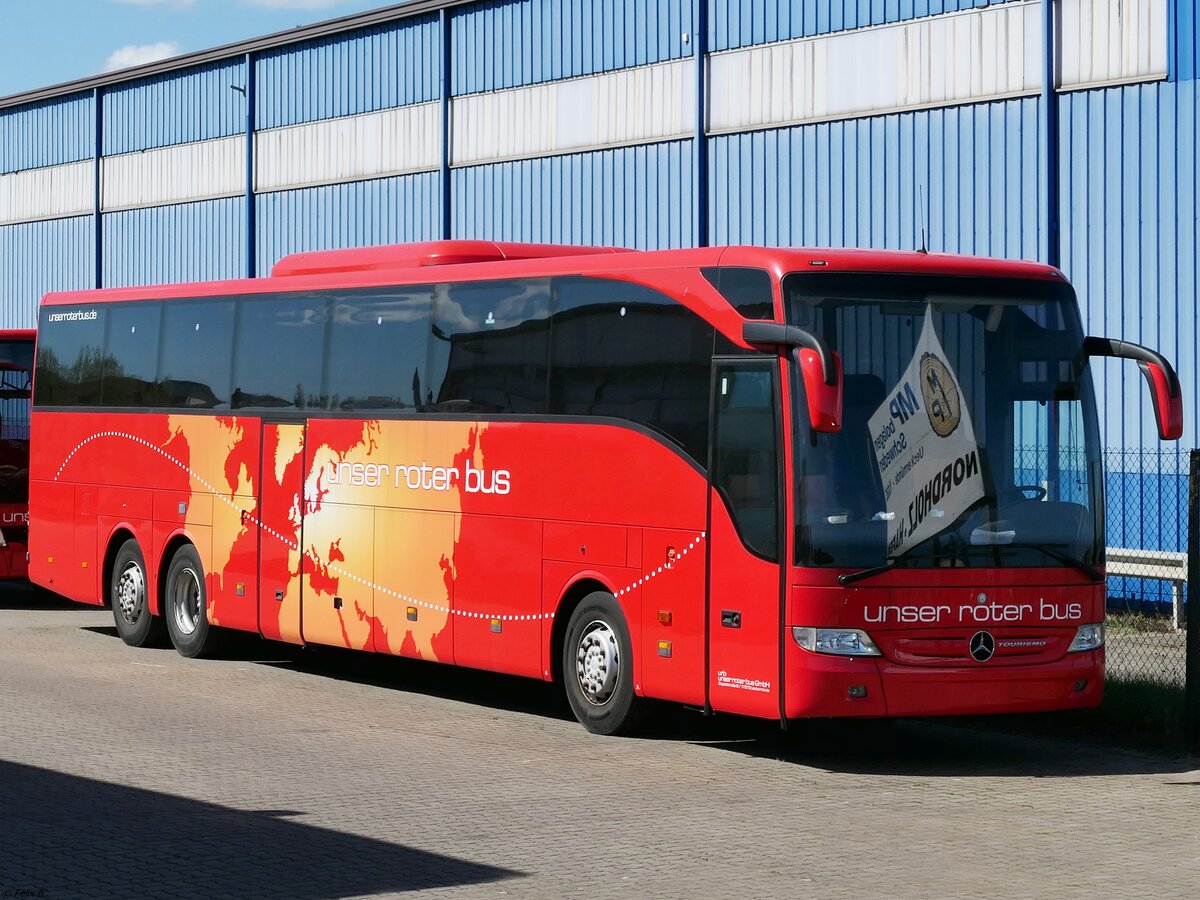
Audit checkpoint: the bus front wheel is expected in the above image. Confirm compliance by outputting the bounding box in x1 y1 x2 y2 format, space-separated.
111 539 166 648
164 545 220 659
562 591 645 736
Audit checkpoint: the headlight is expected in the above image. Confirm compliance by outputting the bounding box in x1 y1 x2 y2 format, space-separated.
792 626 881 656
1068 623 1105 652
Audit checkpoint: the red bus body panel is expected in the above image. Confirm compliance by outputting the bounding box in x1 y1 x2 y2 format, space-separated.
29 245 1109 721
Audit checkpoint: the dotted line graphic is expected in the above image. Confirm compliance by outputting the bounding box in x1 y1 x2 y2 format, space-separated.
55 431 301 552
615 535 704 598
56 431 706 622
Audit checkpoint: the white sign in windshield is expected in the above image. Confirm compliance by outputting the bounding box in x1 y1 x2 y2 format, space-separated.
867 308 985 557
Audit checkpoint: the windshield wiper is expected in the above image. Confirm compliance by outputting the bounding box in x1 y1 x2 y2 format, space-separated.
838 542 1104 586
837 549 949 586
838 561 898 586
1001 543 1102 582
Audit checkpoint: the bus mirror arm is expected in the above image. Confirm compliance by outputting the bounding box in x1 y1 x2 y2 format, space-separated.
1081 336 1184 441
741 322 843 433
742 322 836 385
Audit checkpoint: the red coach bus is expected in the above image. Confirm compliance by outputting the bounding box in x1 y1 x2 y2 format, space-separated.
28 242 1182 734
0 329 34 580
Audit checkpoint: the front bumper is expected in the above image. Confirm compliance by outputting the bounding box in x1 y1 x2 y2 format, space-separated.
783 643 1104 718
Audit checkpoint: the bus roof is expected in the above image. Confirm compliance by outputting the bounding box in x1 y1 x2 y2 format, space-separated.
39 242 1065 309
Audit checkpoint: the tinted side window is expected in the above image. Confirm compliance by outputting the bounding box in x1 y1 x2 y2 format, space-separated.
713 364 778 560
160 300 235 409
549 277 713 463
0 339 32 442
35 305 108 407
327 286 433 411
232 294 328 410
103 302 162 408
427 279 551 413
702 267 775 320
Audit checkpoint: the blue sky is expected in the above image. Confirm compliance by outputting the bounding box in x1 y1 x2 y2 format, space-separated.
1 0 396 99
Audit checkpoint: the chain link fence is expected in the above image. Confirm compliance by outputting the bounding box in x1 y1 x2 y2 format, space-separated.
1098 447 1198 752
1103 448 1189 688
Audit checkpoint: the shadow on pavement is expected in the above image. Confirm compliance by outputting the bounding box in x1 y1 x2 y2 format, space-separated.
0 582 84 611
0 759 520 898
240 647 1200 778
77 621 1198 779
690 717 1200 778
263 641 579 724
82 623 578 721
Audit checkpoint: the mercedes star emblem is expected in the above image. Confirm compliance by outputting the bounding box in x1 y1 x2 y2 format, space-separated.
969 631 996 662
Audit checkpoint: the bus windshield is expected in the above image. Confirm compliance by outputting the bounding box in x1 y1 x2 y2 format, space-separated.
785 272 1103 572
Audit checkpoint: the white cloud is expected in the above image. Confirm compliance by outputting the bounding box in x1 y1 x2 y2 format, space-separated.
104 41 183 73
242 0 344 9
112 0 197 8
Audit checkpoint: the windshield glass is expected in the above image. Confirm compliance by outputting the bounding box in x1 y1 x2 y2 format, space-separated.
786 273 1102 571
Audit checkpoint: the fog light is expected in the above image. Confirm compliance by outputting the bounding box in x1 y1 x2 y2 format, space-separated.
847 685 868 699
1072 679 1088 692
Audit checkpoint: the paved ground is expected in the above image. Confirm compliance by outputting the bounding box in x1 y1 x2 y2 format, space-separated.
2 583 1199 900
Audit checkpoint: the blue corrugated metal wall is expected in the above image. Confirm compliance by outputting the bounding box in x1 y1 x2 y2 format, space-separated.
0 217 94 326
0 94 93 173
255 15 441 130
452 0 693 94
255 173 441 274
102 199 246 287
452 141 694 247
1175 0 1198 80
102 60 248 155
707 0 1022 51
708 98 1044 258
1060 80 1198 453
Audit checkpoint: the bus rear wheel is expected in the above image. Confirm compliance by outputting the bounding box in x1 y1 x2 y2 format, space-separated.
562 591 645 736
164 545 220 658
111 539 165 647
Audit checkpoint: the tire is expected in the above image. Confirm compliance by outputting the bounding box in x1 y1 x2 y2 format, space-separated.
110 538 166 647
562 591 645 736
163 544 220 658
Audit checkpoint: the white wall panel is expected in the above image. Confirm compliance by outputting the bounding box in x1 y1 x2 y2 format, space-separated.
1059 0 1167 90
708 3 1041 134
102 136 243 211
452 59 694 167
255 101 440 193
0 161 92 225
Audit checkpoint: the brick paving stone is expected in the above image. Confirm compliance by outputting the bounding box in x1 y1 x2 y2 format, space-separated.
1 583 1198 899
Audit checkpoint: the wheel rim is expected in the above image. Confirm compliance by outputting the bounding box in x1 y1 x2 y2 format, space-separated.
575 619 619 707
171 565 203 637
116 560 145 625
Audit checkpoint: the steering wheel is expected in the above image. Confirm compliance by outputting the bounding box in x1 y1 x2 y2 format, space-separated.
1009 484 1047 501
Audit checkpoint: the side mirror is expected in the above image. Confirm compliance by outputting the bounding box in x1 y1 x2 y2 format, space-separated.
797 348 843 433
1082 337 1184 441
742 321 843 433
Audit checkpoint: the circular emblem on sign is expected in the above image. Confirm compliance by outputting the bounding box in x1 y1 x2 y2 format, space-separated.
969 631 996 663
919 352 961 438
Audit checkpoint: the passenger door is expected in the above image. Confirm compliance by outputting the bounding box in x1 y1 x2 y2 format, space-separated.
257 420 305 645
706 361 784 719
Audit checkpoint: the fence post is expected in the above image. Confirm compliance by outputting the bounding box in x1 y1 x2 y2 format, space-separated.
1185 450 1200 755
